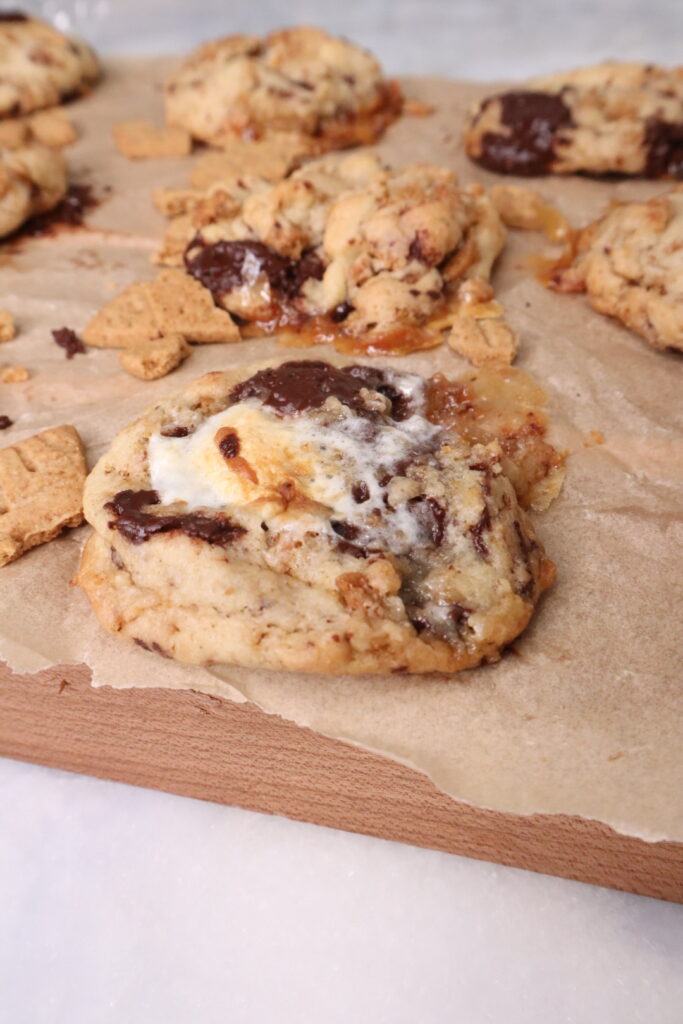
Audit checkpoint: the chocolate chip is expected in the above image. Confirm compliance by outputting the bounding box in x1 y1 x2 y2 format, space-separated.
644 118 683 178
331 301 354 322
105 488 246 547
408 495 447 547
160 424 193 438
0 415 13 430
477 91 572 175
352 481 370 503
470 505 491 558
52 327 85 359
217 429 240 459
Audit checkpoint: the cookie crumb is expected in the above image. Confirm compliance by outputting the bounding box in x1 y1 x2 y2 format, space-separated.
0 424 86 567
28 109 77 148
119 334 191 380
52 327 85 358
1 364 29 383
0 311 16 343
0 119 29 148
403 98 433 116
113 120 192 159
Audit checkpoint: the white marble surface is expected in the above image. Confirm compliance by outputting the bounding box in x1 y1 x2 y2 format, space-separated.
3 2 683 1021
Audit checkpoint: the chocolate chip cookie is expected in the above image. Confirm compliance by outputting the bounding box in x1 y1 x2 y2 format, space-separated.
78 358 561 675
164 26 402 151
464 61 683 178
0 11 99 118
548 188 683 352
156 152 515 362
0 141 67 237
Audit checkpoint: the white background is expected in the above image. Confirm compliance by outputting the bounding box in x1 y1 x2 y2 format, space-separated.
3 2 683 1021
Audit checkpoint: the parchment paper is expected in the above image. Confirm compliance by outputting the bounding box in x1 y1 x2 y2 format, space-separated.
1 59 681 842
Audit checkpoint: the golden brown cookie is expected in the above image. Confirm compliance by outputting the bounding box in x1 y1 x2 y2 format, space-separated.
164 26 402 151
464 61 683 178
157 152 515 362
0 12 99 119
548 188 683 352
78 358 562 675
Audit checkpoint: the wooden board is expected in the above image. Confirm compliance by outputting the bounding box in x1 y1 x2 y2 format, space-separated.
1 660 682 904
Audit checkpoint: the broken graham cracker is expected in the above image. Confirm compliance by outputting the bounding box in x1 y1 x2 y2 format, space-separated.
188 133 311 189
119 334 190 380
0 424 86 567
113 120 192 159
0 365 29 383
447 315 518 366
83 269 240 348
0 311 16 343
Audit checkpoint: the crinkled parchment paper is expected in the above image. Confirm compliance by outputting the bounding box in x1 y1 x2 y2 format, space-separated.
1 59 682 841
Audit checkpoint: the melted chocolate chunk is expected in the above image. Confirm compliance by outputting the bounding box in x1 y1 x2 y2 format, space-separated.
470 505 491 558
644 118 683 178
0 11 28 21
409 495 447 547
478 91 572 175
346 365 417 421
23 184 99 237
352 481 370 503
52 326 85 359
331 301 354 322
110 547 125 570
230 360 372 417
160 424 193 438
331 520 360 541
218 429 240 459
105 489 246 547
0 415 13 430
184 239 324 303
450 602 471 628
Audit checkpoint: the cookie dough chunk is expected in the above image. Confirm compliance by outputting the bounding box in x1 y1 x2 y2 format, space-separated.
549 189 683 352
0 142 67 237
0 12 99 119
83 269 239 348
165 26 402 150
78 359 559 675
165 152 511 360
464 61 683 178
0 424 86 567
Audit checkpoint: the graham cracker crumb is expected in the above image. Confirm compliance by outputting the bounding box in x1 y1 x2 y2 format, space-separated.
0 311 16 343
113 120 192 159
1 365 29 383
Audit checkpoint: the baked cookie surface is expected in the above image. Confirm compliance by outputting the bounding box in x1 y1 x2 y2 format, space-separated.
157 152 514 362
0 11 99 118
0 141 67 237
549 188 683 352
464 61 683 178
78 358 561 676
164 26 402 150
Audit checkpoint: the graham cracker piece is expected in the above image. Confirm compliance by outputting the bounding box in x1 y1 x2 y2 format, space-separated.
0 424 86 567
1 365 29 382
188 133 309 188
119 334 191 380
0 311 16 343
83 269 239 348
447 315 518 366
28 109 77 149
113 120 192 159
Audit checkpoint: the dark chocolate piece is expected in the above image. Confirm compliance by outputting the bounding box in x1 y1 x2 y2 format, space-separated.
23 184 98 237
0 415 13 430
0 11 28 21
217 429 240 459
644 118 683 179
470 505 491 558
408 495 447 547
184 239 324 303
105 488 246 547
52 326 85 359
477 91 572 175
230 360 376 417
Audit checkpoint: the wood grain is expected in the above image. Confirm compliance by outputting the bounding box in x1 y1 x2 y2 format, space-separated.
1 661 682 903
